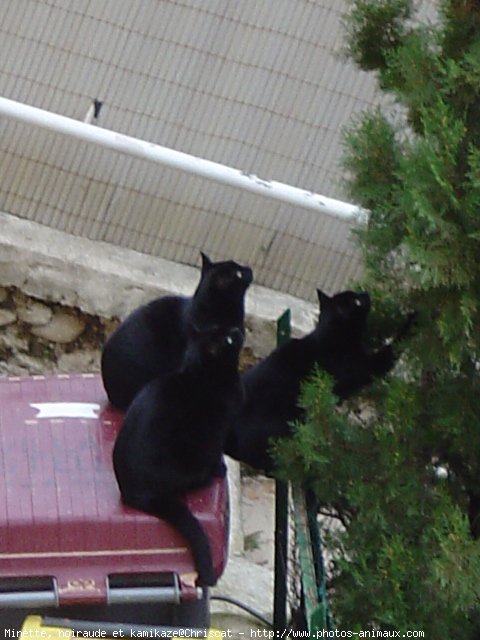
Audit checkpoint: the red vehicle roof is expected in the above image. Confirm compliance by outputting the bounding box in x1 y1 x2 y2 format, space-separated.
0 374 228 605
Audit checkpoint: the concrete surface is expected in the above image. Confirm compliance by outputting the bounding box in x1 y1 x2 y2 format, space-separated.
211 473 276 634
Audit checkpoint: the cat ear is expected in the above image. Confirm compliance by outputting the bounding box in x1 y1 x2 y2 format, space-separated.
200 251 212 272
317 289 330 310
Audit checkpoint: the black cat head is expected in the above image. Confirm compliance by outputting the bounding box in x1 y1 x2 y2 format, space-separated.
191 253 253 333
185 324 244 371
317 289 371 338
199 252 253 296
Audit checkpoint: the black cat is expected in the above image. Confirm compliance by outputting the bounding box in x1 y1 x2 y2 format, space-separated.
101 252 252 410
113 324 244 587
225 289 414 473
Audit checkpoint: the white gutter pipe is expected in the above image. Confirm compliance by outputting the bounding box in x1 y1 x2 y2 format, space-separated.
0 96 367 223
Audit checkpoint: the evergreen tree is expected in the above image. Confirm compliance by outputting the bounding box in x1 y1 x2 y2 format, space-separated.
276 0 480 634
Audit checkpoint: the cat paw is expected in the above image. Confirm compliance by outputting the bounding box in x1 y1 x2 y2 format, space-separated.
396 310 418 341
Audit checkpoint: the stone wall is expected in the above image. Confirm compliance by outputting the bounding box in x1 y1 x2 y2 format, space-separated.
0 286 117 377
0 211 317 374
0 286 261 378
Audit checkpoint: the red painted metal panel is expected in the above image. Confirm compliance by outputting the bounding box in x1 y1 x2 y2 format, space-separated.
0 374 228 605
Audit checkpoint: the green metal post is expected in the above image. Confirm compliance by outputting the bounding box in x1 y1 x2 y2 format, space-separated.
273 309 291 633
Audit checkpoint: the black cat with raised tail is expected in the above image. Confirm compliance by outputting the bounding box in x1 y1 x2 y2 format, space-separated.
113 324 244 586
102 252 252 410
225 289 415 473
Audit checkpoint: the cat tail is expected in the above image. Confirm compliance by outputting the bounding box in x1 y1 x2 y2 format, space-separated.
160 497 216 587
130 493 216 587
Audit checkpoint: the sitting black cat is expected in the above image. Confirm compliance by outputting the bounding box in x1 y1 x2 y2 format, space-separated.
102 252 252 410
225 289 414 473
113 324 244 587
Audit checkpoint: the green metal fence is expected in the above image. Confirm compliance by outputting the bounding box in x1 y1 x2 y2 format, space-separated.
273 311 334 634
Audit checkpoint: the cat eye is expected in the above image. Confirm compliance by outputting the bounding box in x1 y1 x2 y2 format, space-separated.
354 298 362 307
236 270 243 279
226 336 234 345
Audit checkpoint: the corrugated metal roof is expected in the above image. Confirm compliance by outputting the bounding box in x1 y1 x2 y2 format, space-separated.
0 0 433 302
